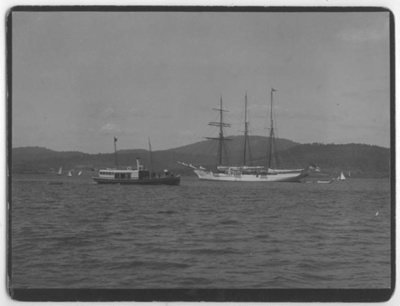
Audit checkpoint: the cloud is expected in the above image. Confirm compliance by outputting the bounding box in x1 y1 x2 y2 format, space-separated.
100 123 122 134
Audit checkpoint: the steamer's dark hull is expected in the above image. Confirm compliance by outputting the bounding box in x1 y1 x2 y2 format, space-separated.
92 176 180 185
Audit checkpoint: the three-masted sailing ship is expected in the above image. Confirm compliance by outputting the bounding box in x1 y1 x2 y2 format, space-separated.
182 88 317 182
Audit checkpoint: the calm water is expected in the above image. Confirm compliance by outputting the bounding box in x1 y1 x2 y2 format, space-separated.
10 173 392 289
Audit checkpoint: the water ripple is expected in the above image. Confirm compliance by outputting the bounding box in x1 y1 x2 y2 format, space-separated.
10 175 391 289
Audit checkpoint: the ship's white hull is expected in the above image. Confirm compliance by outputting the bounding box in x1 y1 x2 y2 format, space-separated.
194 169 308 182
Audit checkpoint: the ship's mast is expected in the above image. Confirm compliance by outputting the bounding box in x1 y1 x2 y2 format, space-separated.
268 88 277 169
113 136 118 167
148 137 154 173
243 92 249 166
206 96 231 166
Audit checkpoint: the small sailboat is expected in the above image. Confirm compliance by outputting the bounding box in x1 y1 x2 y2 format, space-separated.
67 170 72 177
337 172 346 181
78 171 82 176
317 180 333 184
57 167 62 176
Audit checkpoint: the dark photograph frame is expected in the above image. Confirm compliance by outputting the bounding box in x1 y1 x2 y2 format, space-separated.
7 5 395 303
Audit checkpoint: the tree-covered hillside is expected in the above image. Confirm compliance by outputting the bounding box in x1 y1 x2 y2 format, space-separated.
11 138 391 178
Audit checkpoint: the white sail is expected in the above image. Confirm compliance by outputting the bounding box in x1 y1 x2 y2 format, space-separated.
338 172 346 180
57 167 62 176
78 171 82 176
67 171 72 177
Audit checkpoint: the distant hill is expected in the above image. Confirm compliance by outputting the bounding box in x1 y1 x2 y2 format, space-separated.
11 137 390 178
12 146 87 161
11 147 91 174
248 142 390 178
287 143 390 177
164 136 299 169
168 135 298 155
13 146 59 160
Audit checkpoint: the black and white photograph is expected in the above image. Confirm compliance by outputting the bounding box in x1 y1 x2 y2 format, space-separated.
7 4 395 303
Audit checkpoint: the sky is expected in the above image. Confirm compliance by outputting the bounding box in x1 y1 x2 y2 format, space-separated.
11 9 391 153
